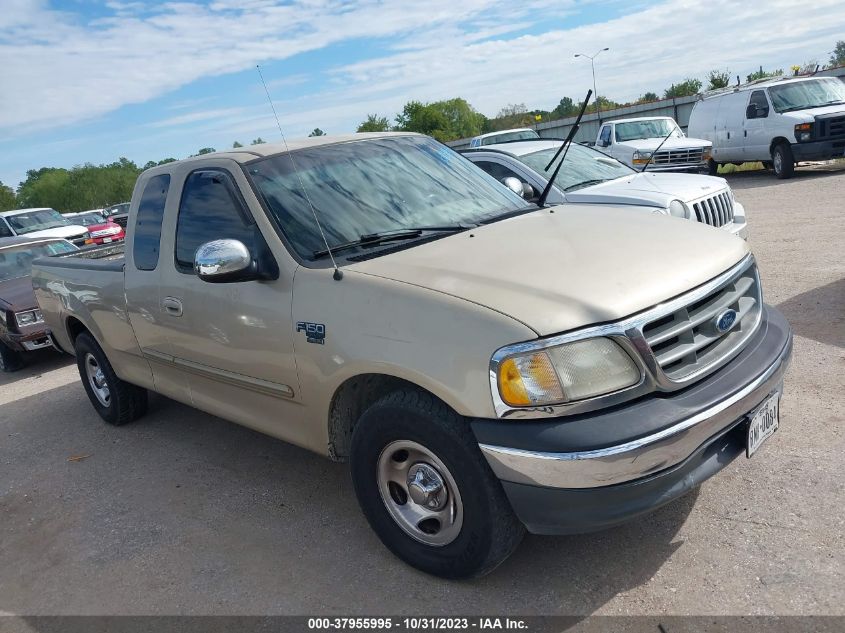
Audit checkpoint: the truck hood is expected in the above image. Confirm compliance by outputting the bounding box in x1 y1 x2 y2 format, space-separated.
348 205 748 337
566 172 729 207
617 137 711 151
781 104 845 121
22 225 87 240
0 276 37 312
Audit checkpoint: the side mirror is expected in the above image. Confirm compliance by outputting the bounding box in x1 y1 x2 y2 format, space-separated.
194 239 257 283
521 182 536 200
745 104 757 119
502 176 527 198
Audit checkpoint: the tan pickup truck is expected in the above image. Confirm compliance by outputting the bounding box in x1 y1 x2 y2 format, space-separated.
32 132 793 578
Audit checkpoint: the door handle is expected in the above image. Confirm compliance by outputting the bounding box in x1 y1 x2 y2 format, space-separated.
744 130 747 137
162 297 183 317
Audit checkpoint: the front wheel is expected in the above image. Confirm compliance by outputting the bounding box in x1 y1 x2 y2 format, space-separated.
0 341 24 372
350 389 524 579
772 143 795 179
75 332 147 425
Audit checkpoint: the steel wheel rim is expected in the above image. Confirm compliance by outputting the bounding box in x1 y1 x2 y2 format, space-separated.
376 440 463 547
773 151 782 174
84 353 110 407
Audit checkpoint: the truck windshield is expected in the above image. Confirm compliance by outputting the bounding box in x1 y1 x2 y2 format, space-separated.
768 78 845 113
246 136 528 260
518 143 635 191
0 241 77 281
614 120 682 142
6 209 70 234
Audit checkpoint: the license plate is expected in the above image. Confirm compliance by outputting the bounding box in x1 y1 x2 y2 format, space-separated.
103 237 112 243
747 393 779 458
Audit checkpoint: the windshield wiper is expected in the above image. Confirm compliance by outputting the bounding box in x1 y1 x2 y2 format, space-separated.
312 225 475 259
564 179 607 192
537 89 592 207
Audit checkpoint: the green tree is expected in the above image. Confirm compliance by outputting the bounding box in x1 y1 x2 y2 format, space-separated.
637 92 659 103
707 69 731 90
357 114 391 132
551 97 578 118
232 141 243 148
395 98 484 142
746 66 782 82
308 128 326 137
251 137 266 145
829 40 845 67
0 181 15 211
196 147 216 155
663 78 703 98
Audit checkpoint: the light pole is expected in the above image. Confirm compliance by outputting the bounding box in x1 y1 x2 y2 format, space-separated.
574 47 609 123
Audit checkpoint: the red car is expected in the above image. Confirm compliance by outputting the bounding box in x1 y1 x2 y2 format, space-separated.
65 210 125 244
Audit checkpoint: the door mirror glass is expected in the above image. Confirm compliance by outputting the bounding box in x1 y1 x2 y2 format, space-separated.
194 239 256 283
745 104 757 119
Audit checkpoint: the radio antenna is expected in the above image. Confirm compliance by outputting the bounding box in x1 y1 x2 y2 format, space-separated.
256 64 342 280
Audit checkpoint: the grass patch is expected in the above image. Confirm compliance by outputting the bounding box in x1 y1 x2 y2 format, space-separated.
718 162 765 174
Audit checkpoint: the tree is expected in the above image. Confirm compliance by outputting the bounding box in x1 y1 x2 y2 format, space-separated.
196 147 216 155
357 114 391 132
746 66 782 82
637 92 659 103
829 40 845 67
707 69 731 90
0 181 15 211
232 141 243 148
394 98 485 142
251 138 266 145
308 128 326 137
551 97 578 118
663 78 703 98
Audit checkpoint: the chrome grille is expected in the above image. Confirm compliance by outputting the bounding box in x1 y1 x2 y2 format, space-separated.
641 259 761 382
692 191 735 227
652 147 705 165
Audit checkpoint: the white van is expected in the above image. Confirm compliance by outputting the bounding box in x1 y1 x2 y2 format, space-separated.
688 76 845 179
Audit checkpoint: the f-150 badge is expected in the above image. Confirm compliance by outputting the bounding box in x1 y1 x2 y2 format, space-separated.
296 321 326 344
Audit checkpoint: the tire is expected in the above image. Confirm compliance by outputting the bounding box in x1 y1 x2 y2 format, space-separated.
0 340 24 372
350 389 524 579
706 159 719 176
772 143 795 179
74 332 147 425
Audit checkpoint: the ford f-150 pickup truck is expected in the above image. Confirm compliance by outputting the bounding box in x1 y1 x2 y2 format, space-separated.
32 132 792 579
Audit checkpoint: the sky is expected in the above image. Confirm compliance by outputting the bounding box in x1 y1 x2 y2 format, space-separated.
1 0 844 189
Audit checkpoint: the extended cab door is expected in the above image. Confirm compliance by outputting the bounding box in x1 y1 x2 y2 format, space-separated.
155 161 304 443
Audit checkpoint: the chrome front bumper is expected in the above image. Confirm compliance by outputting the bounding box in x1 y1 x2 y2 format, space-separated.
479 306 792 490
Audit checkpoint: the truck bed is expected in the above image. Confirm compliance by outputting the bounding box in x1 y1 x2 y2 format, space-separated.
37 242 125 272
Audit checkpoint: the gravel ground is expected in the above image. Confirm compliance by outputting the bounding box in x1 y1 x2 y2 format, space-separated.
0 164 843 617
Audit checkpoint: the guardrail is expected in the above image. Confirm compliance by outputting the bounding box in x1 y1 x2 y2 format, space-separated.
447 66 845 150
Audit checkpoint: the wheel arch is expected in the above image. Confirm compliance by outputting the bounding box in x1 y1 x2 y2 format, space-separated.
327 373 460 462
769 136 791 155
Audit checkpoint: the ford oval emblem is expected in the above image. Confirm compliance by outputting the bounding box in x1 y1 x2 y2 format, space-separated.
715 309 738 333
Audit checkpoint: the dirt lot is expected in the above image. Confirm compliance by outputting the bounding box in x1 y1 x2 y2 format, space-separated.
0 164 843 617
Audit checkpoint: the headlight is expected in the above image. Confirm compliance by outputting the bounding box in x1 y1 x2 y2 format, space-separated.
15 309 43 327
794 123 812 142
702 147 712 161
496 337 641 407
668 199 689 218
631 150 653 165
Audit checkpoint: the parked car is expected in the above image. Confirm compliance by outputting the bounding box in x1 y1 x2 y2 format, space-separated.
469 128 539 148
0 237 79 371
688 76 845 179
596 116 712 172
103 202 130 228
462 139 747 238
33 133 792 578
0 208 91 247
65 210 126 244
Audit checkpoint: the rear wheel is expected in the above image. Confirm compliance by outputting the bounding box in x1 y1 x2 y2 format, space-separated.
0 341 24 372
707 159 719 176
350 389 524 578
75 332 147 425
772 143 795 179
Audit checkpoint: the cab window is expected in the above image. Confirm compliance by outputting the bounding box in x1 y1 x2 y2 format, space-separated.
747 91 769 118
174 170 260 273
133 175 170 271
0 219 11 238
473 160 524 184
599 126 612 146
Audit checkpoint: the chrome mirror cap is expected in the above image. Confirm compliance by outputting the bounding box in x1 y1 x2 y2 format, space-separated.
194 239 255 282
502 176 527 198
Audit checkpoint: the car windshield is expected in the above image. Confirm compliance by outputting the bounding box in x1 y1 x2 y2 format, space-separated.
5 209 70 234
518 143 636 191
0 241 77 281
105 203 129 216
768 78 845 112
246 136 528 261
481 130 539 145
614 119 681 142
74 213 107 226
